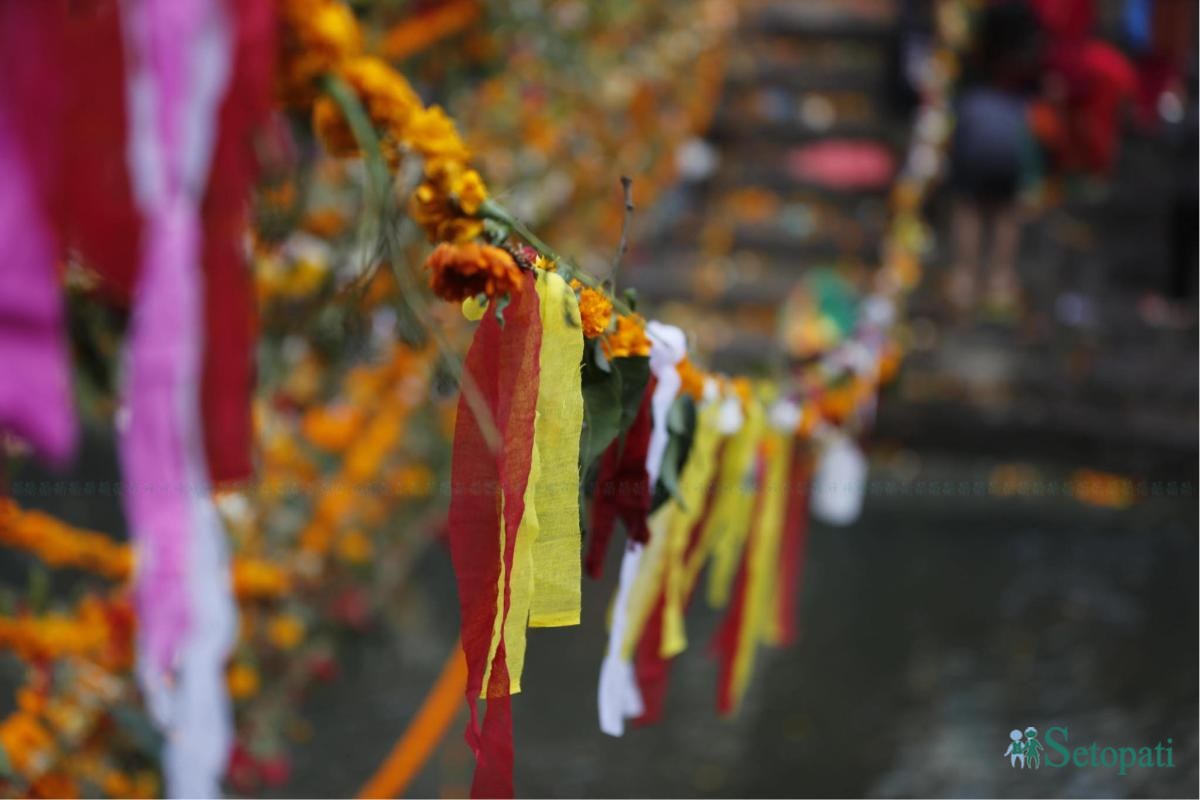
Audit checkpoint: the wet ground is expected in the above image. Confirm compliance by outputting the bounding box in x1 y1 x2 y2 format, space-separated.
283 450 1197 798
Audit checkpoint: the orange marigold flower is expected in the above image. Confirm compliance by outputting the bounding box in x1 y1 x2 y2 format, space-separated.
336 530 373 564
677 357 706 399
570 280 612 339
301 405 364 452
227 662 261 700
424 243 524 303
602 314 651 359
267 614 305 651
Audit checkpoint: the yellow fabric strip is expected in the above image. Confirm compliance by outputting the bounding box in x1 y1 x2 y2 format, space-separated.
704 401 765 608
499 445 539 695
528 272 585 628
729 429 792 710
659 400 723 658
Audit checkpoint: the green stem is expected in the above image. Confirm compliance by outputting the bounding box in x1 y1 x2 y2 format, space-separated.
321 75 502 454
478 199 640 319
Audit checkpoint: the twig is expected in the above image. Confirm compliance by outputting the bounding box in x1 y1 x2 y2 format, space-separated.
610 176 635 285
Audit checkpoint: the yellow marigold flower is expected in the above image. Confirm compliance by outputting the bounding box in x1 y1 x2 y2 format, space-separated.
602 314 651 358
104 771 134 799
453 168 488 215
424 243 525 303
677 357 706 399
410 181 484 243
131 770 159 800
408 158 489 240
302 206 345 237
403 105 470 162
0 711 54 775
336 530 373 564
391 463 434 497
228 662 261 700
533 255 557 272
267 614 306 651
571 280 613 339
278 0 364 108
341 56 421 131
312 94 358 157
299 522 335 556
301 405 364 452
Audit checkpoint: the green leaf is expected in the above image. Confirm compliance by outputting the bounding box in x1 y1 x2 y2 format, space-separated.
0 735 13 777
110 704 165 757
652 395 696 512
611 356 650 438
579 348 622 472
493 293 511 328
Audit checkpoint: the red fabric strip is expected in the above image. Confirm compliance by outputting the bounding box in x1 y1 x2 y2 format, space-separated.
633 441 725 725
200 0 275 484
713 552 748 717
447 273 540 799
776 443 812 646
585 376 656 578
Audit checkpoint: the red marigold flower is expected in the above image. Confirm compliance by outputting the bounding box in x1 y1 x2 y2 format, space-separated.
424 243 525 303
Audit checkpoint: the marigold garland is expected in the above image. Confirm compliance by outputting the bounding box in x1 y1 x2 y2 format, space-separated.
0 500 290 600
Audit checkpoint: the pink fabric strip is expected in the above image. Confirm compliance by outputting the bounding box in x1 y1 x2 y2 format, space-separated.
119 1 235 796
0 101 76 465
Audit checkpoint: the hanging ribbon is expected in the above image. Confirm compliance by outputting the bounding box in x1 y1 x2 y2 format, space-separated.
597 321 686 736
634 406 727 725
705 399 766 609
118 1 237 795
0 102 76 465
200 0 274 484
447 272 541 799
716 425 793 715
586 377 656 576
500 270 584 694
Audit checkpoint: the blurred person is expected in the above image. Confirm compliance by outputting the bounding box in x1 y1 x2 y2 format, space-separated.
946 0 1041 314
1030 0 1136 178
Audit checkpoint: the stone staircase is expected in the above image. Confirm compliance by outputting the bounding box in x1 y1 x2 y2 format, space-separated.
629 0 1198 478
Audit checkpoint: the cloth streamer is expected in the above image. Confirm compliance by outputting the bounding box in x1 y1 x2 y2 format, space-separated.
0 102 76 465
447 273 541 798
117 0 238 796
497 271 584 695
586 376 656 575
597 322 686 736
200 0 274 484
717 428 793 713
705 399 766 609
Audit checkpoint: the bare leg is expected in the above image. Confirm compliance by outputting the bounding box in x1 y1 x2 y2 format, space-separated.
987 202 1021 308
949 197 982 311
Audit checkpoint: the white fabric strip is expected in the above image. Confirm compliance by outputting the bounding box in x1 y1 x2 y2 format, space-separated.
597 321 688 736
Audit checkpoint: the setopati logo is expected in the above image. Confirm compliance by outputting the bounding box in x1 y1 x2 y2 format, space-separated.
1004 726 1175 775
1004 727 1045 768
